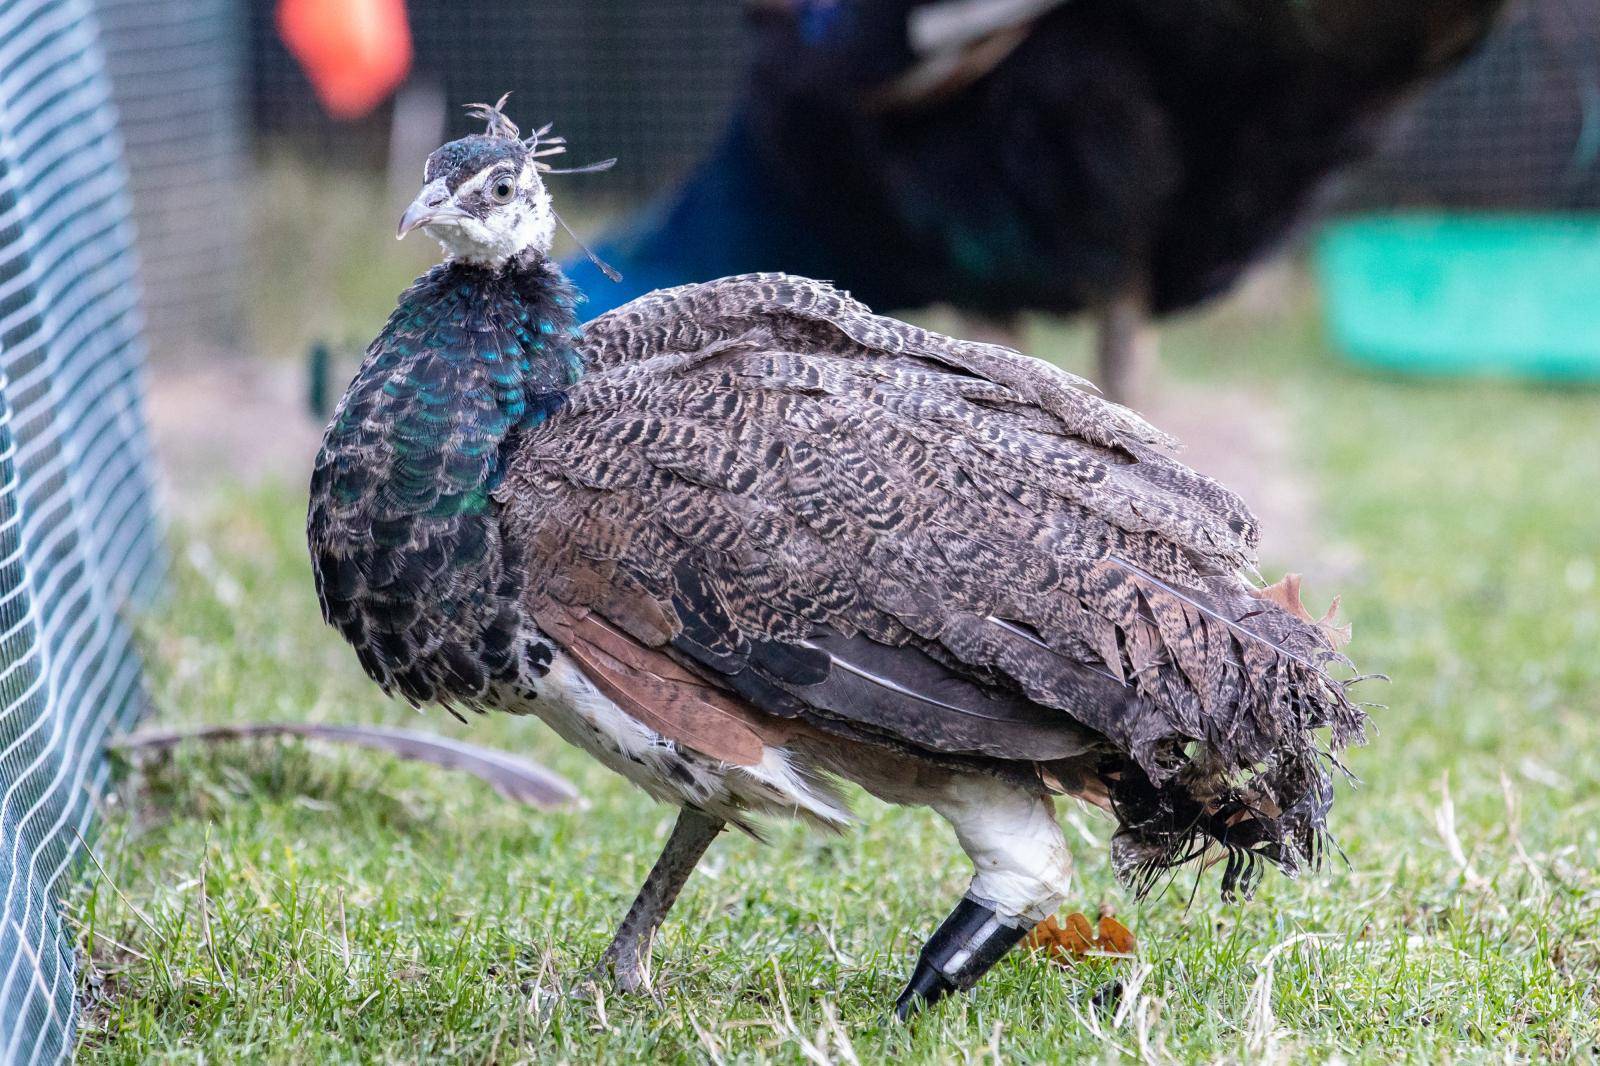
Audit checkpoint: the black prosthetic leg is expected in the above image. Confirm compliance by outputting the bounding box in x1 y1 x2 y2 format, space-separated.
894 897 1032 1019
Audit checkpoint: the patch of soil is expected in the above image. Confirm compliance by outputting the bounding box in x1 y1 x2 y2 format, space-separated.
1141 378 1324 570
145 357 326 515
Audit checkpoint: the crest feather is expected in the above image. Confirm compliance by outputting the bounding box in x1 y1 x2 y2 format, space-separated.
465 92 520 140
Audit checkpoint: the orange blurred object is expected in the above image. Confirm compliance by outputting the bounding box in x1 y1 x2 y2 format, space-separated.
277 0 413 120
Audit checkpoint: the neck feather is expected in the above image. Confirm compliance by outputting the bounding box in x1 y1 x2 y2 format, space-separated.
309 254 581 705
316 254 584 526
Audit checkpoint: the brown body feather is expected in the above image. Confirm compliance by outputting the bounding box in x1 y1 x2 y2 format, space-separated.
535 605 792 766
491 272 1361 894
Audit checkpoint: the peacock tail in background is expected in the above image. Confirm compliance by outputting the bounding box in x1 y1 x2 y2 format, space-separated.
568 0 1509 327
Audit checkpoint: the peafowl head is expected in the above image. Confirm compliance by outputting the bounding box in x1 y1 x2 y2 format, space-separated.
398 94 615 269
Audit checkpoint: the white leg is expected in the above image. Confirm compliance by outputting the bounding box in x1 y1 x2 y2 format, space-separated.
895 776 1075 1018
931 775 1074 924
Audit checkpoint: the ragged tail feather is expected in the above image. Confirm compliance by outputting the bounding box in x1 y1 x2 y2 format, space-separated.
1105 684 1352 901
1095 571 1369 900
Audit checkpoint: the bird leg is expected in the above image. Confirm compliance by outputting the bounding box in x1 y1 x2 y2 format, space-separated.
896 779 1074 1018
1097 285 1158 407
592 805 724 994
895 894 1034 1018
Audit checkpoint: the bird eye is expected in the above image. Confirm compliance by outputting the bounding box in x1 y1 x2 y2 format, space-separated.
489 177 516 204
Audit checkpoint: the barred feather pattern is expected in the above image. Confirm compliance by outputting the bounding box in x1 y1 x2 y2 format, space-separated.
500 273 1365 896
314 263 1364 898
308 253 583 707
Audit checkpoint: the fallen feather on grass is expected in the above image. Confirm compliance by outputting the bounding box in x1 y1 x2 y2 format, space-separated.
114 723 583 809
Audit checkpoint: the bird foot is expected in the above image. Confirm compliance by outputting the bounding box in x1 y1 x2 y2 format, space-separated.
577 942 657 1001
1022 909 1137 966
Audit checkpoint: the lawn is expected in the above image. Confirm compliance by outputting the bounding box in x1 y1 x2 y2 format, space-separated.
74 256 1600 1061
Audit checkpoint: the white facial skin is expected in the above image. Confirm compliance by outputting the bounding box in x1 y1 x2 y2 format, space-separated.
403 155 555 268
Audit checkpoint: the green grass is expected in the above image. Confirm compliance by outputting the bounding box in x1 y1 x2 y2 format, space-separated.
75 285 1600 1063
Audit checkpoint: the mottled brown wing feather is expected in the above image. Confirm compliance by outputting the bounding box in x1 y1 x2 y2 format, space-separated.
500 274 1358 786
581 272 1179 449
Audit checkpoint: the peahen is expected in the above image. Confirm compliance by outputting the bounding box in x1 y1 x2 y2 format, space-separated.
309 99 1363 1016
566 0 1509 401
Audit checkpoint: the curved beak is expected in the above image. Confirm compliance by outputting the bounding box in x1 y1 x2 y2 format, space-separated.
397 179 463 240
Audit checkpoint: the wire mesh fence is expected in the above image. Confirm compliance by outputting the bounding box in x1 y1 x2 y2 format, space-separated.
250 0 748 199
95 0 246 353
1347 0 1600 211
0 0 163 1062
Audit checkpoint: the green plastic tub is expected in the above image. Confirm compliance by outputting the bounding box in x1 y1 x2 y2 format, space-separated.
1316 213 1600 380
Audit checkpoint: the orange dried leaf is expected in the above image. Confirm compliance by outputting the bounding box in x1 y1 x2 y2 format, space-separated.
1095 914 1137 955
1251 573 1351 649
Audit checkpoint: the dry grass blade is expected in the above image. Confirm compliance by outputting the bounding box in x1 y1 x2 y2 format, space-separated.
1246 932 1330 1059
114 723 582 809
1436 771 1486 890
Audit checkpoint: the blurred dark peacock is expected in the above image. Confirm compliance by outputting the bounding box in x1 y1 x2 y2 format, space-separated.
309 99 1363 1017
566 0 1509 401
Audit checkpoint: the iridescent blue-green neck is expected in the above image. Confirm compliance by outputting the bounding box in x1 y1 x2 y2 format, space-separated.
307 252 583 705
325 252 583 517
